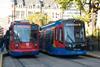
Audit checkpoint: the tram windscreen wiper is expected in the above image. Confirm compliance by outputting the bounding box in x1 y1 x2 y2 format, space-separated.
14 32 21 42
67 33 74 47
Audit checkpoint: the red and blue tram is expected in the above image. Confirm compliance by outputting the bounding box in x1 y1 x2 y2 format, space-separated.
39 19 87 56
4 20 39 56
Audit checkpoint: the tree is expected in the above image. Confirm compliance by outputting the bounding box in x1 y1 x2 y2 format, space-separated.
55 0 86 17
55 0 100 35
27 12 50 26
88 0 100 35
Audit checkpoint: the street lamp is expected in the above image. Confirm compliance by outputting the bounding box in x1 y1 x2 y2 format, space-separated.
39 0 44 13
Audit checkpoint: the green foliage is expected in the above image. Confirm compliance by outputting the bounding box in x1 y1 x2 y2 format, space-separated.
55 0 100 41
74 13 91 23
27 12 50 26
75 0 86 13
55 0 86 13
55 0 72 11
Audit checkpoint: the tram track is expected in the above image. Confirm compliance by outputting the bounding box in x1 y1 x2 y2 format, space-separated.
3 53 100 67
39 53 100 67
3 55 51 67
66 56 100 67
34 56 52 67
81 56 100 63
68 59 91 67
16 59 26 67
3 56 27 67
35 53 91 67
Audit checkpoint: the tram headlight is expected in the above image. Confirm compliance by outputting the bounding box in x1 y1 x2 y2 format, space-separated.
15 44 19 48
68 44 72 47
81 44 85 46
34 44 37 46
81 44 87 47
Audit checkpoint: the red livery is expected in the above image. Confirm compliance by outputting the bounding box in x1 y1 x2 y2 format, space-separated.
4 20 39 57
39 19 87 56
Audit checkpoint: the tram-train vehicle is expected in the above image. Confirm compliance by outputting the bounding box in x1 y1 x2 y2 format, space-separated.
4 20 39 56
39 19 87 56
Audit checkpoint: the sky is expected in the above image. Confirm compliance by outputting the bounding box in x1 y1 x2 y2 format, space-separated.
0 0 12 34
0 0 12 18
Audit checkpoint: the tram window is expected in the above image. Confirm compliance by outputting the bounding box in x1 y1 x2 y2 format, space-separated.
40 32 43 39
54 30 57 40
31 32 38 42
45 31 49 45
55 29 58 40
45 30 54 44
32 25 38 30
42 32 44 41
49 30 53 44
55 28 63 42
59 29 62 41
43 32 45 43
39 32 44 46
45 31 49 39
58 28 63 42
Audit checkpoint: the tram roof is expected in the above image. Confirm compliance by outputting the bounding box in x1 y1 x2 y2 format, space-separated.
14 20 29 23
11 20 30 25
41 19 84 30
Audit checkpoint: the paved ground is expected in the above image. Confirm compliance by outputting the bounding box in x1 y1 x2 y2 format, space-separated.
0 53 3 67
88 51 100 55
87 51 100 58
3 53 100 67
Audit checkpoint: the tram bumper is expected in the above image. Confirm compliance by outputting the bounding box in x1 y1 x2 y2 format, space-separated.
9 51 39 57
49 48 87 56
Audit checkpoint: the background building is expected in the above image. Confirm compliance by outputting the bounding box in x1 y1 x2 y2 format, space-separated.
0 0 99 33
10 0 80 22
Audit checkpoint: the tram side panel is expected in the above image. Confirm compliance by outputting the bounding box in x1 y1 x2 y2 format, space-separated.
4 21 40 57
39 19 87 56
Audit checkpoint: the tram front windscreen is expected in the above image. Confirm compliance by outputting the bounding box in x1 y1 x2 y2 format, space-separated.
14 25 31 42
64 22 85 47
